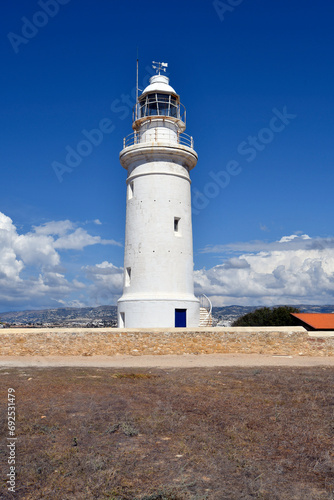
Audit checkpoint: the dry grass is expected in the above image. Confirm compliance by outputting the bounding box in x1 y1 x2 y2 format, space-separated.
0 366 333 499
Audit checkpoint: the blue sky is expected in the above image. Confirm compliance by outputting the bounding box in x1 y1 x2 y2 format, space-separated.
1 0 334 311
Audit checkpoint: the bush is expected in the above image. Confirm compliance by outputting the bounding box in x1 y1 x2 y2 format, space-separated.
232 306 300 327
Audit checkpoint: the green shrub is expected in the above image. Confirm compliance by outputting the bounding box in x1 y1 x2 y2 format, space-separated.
232 306 300 327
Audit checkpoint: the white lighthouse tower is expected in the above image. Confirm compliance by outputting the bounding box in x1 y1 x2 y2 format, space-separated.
117 62 200 328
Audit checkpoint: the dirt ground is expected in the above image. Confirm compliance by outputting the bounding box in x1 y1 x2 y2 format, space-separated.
1 328 333 499
0 366 333 500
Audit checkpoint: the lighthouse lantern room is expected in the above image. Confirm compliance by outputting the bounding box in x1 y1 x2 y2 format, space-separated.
117 62 200 328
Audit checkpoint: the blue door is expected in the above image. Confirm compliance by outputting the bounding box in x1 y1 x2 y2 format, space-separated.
175 309 187 327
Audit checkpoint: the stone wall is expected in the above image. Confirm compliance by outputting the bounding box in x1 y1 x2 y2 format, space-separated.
0 327 333 357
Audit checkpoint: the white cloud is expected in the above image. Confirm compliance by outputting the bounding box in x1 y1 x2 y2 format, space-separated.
32 220 121 251
279 234 311 243
54 228 120 250
15 234 60 267
33 220 75 236
0 213 25 280
201 234 334 255
83 261 123 304
0 212 123 311
195 235 334 306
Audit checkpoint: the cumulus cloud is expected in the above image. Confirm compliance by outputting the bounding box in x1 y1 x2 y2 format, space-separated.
54 228 121 250
279 234 310 243
33 220 75 236
15 234 60 267
195 234 334 306
32 220 121 250
223 258 250 270
0 213 27 281
0 212 123 311
83 261 124 305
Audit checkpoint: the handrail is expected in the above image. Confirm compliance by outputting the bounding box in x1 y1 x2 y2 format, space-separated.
123 131 194 149
199 294 212 326
177 132 194 148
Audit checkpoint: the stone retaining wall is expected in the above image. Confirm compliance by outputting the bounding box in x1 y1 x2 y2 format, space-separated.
0 327 334 357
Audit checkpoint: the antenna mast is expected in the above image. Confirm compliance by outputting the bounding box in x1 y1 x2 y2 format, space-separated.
135 49 139 121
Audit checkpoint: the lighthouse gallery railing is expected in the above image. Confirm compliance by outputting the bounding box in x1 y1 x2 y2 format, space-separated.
123 131 194 149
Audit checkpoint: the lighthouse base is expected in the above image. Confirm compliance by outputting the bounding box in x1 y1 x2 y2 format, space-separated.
117 297 200 328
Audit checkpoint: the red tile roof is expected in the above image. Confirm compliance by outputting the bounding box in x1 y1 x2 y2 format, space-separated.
291 313 334 330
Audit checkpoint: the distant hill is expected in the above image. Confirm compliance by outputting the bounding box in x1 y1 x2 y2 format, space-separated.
0 304 333 328
0 305 118 327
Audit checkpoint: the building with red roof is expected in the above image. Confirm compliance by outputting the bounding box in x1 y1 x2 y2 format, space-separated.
291 313 334 331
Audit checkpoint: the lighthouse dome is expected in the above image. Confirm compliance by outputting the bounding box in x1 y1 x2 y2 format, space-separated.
141 74 178 97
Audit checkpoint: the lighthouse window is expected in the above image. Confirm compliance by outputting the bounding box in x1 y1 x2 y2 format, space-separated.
139 93 180 119
139 102 146 118
157 93 169 116
147 94 158 116
128 181 134 200
174 217 180 233
170 96 178 118
125 267 131 287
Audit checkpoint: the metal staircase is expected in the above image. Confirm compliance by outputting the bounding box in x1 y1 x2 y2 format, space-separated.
199 294 213 327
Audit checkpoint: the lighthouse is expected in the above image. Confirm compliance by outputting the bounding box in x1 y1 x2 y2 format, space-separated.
117 62 200 328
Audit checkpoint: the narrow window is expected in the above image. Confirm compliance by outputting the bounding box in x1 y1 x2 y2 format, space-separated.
119 312 125 328
125 267 131 286
174 217 180 233
127 181 134 200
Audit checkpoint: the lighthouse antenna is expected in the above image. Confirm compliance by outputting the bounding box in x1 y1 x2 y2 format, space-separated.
135 50 139 121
